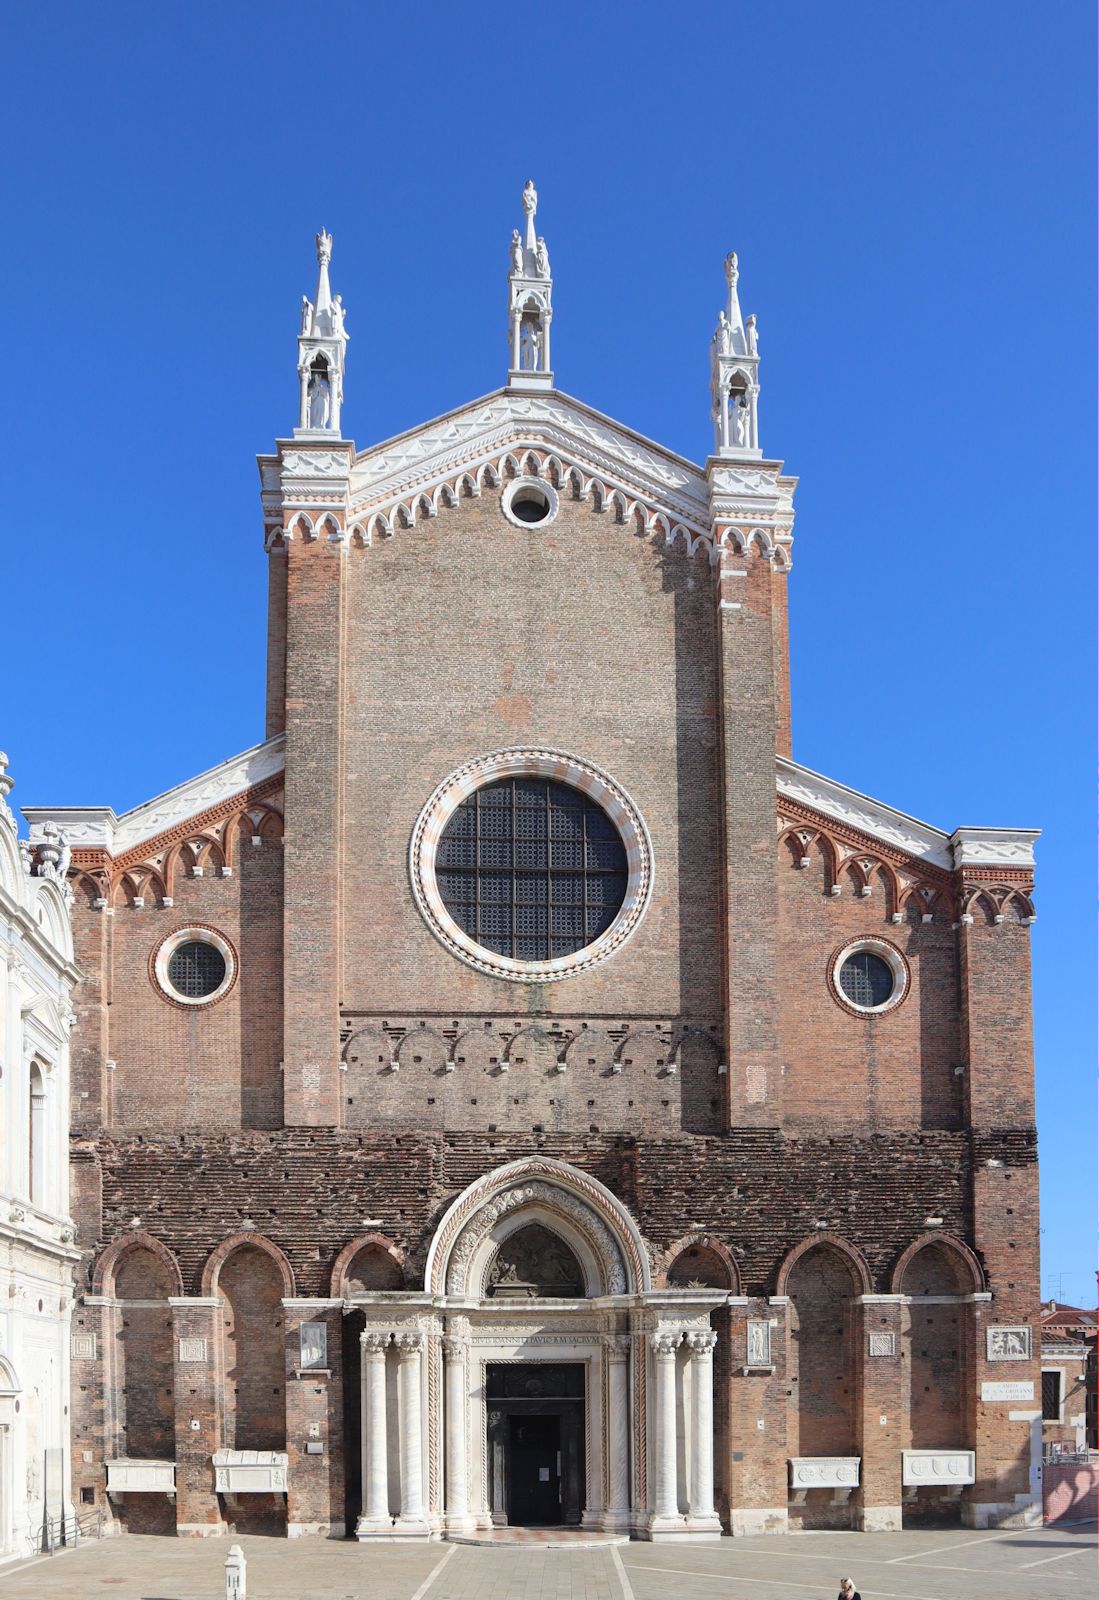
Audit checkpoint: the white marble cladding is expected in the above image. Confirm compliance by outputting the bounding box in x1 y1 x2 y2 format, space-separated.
707 461 798 534
213 1450 288 1494
25 735 285 854
950 828 1040 871
789 1457 860 1491
902 1450 975 1488
106 1459 177 1495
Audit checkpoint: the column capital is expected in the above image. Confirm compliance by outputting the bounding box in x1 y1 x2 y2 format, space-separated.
686 1329 717 1356
395 1329 424 1359
602 1334 631 1361
361 1329 391 1355
442 1335 465 1363
651 1330 682 1356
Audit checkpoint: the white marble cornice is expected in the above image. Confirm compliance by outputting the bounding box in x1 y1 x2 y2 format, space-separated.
777 757 953 870
950 827 1040 872
347 389 710 522
25 735 285 856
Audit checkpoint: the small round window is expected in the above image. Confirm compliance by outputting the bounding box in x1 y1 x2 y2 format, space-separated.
152 927 237 1008
830 939 908 1016
168 940 226 998
502 477 558 529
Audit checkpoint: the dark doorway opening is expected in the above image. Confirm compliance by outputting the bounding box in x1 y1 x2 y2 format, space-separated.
486 1362 585 1527
508 1414 561 1525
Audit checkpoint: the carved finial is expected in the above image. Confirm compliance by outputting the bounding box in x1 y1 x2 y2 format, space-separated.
506 182 553 391
521 180 538 251
295 229 349 436
0 751 12 806
710 250 761 458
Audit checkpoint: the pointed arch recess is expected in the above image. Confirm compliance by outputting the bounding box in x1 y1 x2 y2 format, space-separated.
890 1231 985 1295
200 1233 295 1299
774 1232 873 1297
425 1157 650 1298
93 1231 185 1298
331 1231 407 1296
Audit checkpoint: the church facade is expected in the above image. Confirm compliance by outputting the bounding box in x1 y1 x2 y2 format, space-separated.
28 186 1042 1542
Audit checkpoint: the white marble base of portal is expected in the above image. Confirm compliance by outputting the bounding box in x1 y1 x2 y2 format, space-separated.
646 1513 723 1542
856 1504 902 1533
729 1506 788 1537
356 1515 436 1542
965 1495 1041 1529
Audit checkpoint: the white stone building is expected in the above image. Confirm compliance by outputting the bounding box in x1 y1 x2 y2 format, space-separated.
0 753 80 1559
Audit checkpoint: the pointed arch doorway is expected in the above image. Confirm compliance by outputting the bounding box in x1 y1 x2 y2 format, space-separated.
348 1157 725 1541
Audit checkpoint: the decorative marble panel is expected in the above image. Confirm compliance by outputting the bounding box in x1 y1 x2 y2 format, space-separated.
746 1320 771 1366
868 1331 896 1357
986 1326 1031 1361
178 1337 207 1363
106 1459 176 1494
71 1332 97 1360
789 1456 860 1491
212 1450 289 1493
902 1449 975 1486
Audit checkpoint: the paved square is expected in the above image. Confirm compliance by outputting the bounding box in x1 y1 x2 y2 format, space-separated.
1 1525 1094 1600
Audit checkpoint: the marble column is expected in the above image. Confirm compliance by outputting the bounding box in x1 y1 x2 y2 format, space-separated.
443 1335 471 1533
604 1335 631 1530
356 1331 391 1537
687 1330 721 1534
395 1331 429 1533
650 1331 683 1532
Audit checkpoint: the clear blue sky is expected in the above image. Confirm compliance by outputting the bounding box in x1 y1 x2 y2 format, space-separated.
4 3 1094 1302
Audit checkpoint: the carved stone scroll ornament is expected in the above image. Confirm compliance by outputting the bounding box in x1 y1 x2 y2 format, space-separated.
446 1181 627 1296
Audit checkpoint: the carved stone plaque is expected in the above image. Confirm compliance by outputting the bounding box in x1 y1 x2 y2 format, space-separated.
982 1380 1034 1402
71 1332 97 1360
746 1320 771 1366
986 1326 1031 1361
300 1321 328 1370
178 1337 207 1363
868 1332 896 1357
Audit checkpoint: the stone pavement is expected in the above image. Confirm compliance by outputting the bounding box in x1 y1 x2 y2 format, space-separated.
1 1523 1095 1600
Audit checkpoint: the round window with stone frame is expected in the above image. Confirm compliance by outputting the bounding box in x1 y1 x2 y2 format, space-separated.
829 938 909 1017
410 748 653 983
501 476 559 529
152 926 238 1009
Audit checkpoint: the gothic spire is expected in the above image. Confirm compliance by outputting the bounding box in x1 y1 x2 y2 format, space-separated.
710 250 761 458
296 229 349 436
506 181 554 392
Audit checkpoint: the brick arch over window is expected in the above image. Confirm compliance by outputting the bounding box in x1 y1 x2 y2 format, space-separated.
200 1232 295 1298
890 1232 985 1295
93 1231 184 1298
331 1232 406 1295
775 1232 872 1297
663 1234 740 1292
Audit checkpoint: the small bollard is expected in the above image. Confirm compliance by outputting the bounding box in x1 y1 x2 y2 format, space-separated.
225 1542 246 1600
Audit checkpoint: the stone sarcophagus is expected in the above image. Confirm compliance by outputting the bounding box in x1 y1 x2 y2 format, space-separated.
902 1449 976 1497
788 1456 861 1504
105 1458 177 1494
213 1449 289 1494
